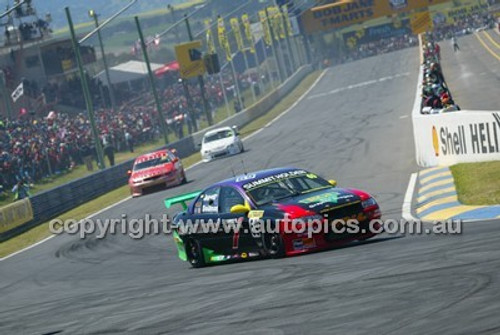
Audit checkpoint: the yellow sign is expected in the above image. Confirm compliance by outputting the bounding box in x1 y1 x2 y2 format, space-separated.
174 41 206 79
259 10 272 46
217 17 232 61
241 14 255 53
230 18 245 52
302 0 450 33
0 198 34 232
432 1 489 25
411 11 433 35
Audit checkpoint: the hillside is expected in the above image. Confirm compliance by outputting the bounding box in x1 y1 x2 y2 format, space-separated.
10 0 182 28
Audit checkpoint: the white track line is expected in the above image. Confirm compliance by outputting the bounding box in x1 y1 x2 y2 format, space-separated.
402 173 418 222
0 69 327 261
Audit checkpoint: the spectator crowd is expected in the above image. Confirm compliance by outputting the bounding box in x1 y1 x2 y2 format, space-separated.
420 37 460 114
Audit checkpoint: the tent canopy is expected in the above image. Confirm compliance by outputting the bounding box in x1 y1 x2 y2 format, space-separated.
95 60 164 86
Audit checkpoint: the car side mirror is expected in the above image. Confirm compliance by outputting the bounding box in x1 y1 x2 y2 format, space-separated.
230 204 249 214
127 170 132 176
197 143 202 149
328 179 337 187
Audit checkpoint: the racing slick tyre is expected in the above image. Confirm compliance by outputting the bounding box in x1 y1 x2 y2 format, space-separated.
240 143 244 153
263 233 285 258
186 239 205 268
181 172 187 185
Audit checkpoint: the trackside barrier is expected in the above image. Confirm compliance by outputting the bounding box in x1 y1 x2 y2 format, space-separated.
414 111 500 167
0 199 34 236
0 65 312 242
412 35 500 167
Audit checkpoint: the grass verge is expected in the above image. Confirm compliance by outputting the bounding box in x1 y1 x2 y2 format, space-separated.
450 161 500 205
0 70 321 258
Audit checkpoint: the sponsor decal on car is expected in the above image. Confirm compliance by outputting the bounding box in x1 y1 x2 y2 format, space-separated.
242 170 308 190
293 237 316 250
299 192 355 208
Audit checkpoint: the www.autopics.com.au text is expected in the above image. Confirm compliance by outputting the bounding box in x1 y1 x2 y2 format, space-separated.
49 214 463 239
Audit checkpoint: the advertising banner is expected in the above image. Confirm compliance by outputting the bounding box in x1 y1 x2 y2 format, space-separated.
414 111 500 167
302 0 451 33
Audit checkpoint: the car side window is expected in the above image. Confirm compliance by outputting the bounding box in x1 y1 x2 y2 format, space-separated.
193 187 220 214
219 187 245 214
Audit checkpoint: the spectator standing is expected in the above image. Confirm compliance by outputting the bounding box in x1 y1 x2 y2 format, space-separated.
12 179 31 201
125 131 134 153
103 135 115 167
452 36 459 52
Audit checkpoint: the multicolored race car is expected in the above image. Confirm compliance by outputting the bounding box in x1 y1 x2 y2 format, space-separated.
128 149 186 197
165 167 382 268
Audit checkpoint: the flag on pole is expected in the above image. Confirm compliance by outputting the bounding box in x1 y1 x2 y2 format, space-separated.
259 10 272 46
205 19 216 54
277 11 286 39
217 17 232 61
230 17 245 52
267 7 281 41
282 5 294 37
241 14 255 53
11 81 23 103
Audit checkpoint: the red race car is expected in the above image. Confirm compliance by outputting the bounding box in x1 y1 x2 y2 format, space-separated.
128 149 186 197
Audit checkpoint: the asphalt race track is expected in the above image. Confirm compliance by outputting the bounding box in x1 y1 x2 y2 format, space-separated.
439 31 500 110
2 47 500 335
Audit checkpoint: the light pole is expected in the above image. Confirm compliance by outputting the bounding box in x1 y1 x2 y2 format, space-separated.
185 14 213 125
135 16 170 145
167 4 181 44
65 7 106 169
89 9 117 112
65 1 138 170
0 70 13 120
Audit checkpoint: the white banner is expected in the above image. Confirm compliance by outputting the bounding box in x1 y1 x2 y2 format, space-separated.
414 111 500 167
11 82 23 103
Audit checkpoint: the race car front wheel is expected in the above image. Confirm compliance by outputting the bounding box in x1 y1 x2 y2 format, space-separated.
263 233 285 258
186 239 205 268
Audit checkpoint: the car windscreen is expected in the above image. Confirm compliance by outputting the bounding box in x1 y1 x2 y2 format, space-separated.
133 155 171 171
245 175 332 206
203 130 233 143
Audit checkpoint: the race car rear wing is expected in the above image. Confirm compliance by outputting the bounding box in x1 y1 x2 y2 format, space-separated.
164 191 201 210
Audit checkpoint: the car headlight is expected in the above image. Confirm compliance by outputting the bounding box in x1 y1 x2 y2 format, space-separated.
361 197 377 209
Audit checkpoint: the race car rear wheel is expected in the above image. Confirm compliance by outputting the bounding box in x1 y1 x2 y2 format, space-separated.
263 233 285 258
186 239 205 268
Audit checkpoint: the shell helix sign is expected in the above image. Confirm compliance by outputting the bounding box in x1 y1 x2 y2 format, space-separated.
175 41 206 79
415 112 500 167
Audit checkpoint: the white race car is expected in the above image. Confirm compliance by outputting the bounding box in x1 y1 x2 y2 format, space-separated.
200 126 244 162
